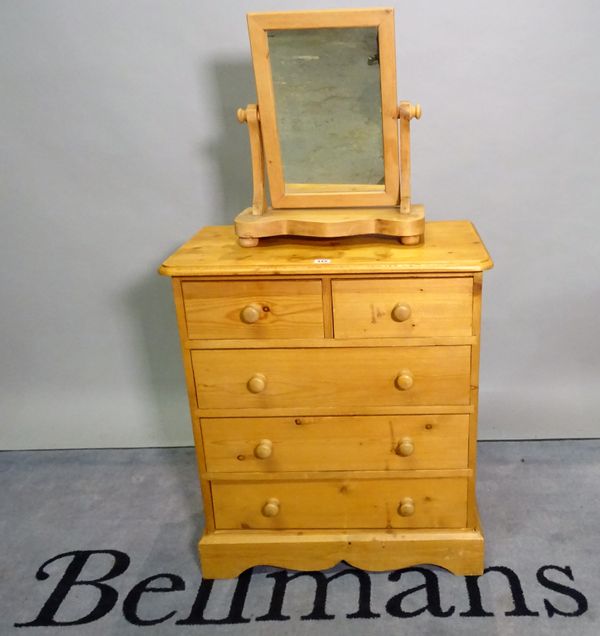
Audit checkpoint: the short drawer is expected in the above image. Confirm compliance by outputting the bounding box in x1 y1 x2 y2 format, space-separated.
332 277 473 338
181 280 324 340
202 414 469 472
212 477 468 529
191 346 471 411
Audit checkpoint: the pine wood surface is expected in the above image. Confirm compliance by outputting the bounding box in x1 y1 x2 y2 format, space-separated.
233 205 425 243
171 279 216 532
181 279 324 340
201 414 469 473
332 276 473 338
247 8 400 209
195 404 475 419
211 476 467 530
183 335 477 349
161 220 492 577
159 221 493 277
467 272 484 528
199 518 484 578
203 468 472 482
398 100 416 214
235 8 422 241
191 346 472 412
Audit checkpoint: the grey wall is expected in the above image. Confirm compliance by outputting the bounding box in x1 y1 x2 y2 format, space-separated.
1 0 599 449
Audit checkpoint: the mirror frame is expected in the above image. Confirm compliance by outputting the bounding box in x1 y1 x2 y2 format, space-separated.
247 8 399 209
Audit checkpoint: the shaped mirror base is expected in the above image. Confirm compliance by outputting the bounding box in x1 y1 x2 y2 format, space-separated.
235 204 425 247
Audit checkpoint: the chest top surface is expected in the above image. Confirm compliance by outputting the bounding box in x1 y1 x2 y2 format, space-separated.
159 220 492 277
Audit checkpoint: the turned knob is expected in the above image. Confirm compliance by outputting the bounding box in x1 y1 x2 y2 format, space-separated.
254 439 273 459
391 303 412 322
247 373 266 394
398 497 415 517
240 303 261 324
395 437 414 457
398 101 422 120
395 369 414 391
237 105 260 124
262 497 280 517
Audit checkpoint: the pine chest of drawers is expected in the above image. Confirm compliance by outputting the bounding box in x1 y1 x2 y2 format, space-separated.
159 220 493 578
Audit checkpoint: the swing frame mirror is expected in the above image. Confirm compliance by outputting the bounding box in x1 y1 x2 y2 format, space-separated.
247 8 400 209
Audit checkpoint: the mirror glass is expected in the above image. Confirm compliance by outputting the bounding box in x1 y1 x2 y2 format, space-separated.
267 27 384 187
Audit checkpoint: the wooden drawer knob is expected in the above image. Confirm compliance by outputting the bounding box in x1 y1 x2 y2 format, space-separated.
398 497 415 517
262 497 280 517
247 373 266 394
254 439 273 459
240 303 261 324
395 437 414 457
395 369 414 391
391 303 412 322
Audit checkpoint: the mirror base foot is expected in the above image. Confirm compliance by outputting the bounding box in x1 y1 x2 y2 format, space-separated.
238 236 260 248
399 235 421 245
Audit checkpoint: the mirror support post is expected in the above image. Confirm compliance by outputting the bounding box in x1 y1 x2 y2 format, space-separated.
237 104 266 216
397 101 422 215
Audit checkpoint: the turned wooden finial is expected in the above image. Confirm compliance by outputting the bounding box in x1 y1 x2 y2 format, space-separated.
398 101 422 120
237 106 260 124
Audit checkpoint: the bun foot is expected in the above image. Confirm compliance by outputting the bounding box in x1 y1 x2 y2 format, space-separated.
399 235 421 245
238 237 259 247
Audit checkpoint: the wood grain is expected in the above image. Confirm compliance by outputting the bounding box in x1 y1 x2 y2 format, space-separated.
467 272 483 528
181 279 324 339
212 476 468 530
159 221 493 277
170 279 216 532
247 8 399 209
234 204 425 243
191 346 472 411
184 335 477 349
201 414 470 473
332 277 473 338
237 104 266 216
204 468 472 482
195 404 475 418
199 516 484 578
159 220 493 578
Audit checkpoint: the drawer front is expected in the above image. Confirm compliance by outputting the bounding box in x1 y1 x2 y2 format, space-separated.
181 280 324 340
212 477 468 529
202 414 469 473
192 346 471 411
332 278 473 338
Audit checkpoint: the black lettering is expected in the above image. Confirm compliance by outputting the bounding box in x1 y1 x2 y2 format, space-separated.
122 574 185 625
176 568 252 624
386 567 454 618
537 565 588 617
257 568 380 621
460 566 539 617
461 576 494 617
15 550 129 627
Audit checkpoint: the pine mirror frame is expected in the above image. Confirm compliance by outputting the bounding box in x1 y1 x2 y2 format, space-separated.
247 8 400 209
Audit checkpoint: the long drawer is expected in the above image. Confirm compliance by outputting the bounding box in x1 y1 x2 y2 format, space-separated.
212 477 468 530
191 346 471 411
201 414 470 472
332 277 473 338
181 279 324 340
